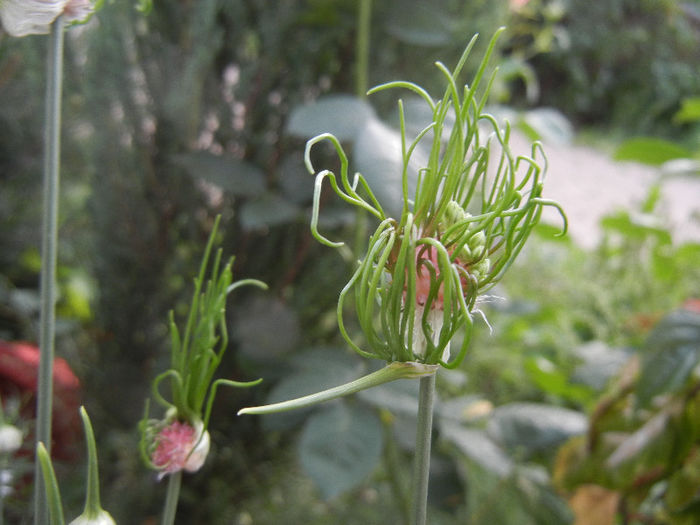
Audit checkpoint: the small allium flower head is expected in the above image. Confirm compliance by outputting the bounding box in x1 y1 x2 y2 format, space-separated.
0 0 93 37
151 420 210 479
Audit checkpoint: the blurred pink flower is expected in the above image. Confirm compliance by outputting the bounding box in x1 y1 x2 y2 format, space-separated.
0 0 93 37
151 421 210 479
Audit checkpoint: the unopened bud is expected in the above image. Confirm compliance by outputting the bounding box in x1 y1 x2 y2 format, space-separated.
0 424 22 454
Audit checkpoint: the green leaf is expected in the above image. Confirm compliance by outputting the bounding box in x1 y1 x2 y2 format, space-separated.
354 118 425 217
600 211 672 244
239 194 300 231
298 403 382 499
440 422 513 478
519 107 573 146
525 357 594 402
386 2 454 46
174 152 265 197
486 402 587 456
571 341 631 391
286 95 376 142
636 310 700 407
278 153 314 205
614 137 692 166
673 97 700 124
233 296 300 362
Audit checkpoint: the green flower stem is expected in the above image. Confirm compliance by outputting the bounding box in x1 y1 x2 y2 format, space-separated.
355 0 372 98
411 373 436 525
161 472 182 525
35 15 65 525
238 362 438 416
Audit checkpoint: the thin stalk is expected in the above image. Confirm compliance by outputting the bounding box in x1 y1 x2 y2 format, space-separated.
355 0 372 98
353 0 372 260
161 472 182 525
411 373 436 525
34 15 64 525
0 457 5 525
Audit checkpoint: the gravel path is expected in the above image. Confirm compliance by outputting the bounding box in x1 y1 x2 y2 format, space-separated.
509 133 700 249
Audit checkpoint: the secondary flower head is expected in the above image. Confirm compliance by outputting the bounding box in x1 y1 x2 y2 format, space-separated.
0 0 94 37
150 420 210 480
139 217 264 477
305 29 566 368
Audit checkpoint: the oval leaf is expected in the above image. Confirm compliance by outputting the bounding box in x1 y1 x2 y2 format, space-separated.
614 137 692 166
386 2 454 46
239 194 300 231
354 118 426 218
286 95 375 142
232 296 300 362
636 309 700 407
487 402 587 455
298 403 382 499
440 422 513 478
174 152 265 197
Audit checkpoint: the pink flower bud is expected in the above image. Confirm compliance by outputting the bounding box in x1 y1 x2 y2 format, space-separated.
151 421 210 479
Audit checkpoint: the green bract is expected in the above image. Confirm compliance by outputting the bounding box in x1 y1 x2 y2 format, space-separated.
306 28 566 368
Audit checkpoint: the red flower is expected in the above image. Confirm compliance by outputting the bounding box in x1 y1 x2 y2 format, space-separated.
0 341 81 459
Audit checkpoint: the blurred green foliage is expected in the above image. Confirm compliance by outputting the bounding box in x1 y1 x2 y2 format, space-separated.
0 0 699 523
518 0 700 134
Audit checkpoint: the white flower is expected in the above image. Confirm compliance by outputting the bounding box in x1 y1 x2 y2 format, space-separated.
0 0 93 37
0 424 22 454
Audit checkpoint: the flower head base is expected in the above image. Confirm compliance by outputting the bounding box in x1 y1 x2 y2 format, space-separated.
149 420 210 480
68 509 116 525
0 0 94 37
305 29 566 369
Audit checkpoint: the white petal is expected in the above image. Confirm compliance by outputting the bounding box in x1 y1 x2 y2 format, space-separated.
0 0 68 37
184 427 210 473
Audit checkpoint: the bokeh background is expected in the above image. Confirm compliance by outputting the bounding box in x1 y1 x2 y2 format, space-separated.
1 1 699 523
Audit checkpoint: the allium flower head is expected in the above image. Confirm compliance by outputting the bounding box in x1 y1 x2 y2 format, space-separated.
305 29 566 369
0 0 94 37
151 420 210 480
